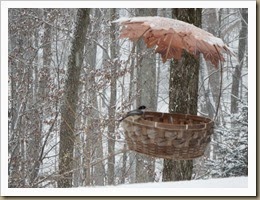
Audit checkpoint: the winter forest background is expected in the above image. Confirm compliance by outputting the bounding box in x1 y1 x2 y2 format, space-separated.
8 8 248 188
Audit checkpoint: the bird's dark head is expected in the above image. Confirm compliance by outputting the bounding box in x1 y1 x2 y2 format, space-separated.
138 105 146 110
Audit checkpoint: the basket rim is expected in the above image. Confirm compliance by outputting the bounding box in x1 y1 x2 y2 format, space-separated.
123 111 214 131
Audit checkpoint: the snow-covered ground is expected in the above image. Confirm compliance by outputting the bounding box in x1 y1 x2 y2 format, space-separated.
117 176 248 188
2 177 253 196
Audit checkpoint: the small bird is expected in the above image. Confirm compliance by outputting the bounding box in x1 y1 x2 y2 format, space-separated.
118 105 146 122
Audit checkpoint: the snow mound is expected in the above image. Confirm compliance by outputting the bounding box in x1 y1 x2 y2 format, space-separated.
117 177 248 188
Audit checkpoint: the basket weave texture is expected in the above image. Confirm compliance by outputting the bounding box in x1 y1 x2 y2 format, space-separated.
122 111 214 160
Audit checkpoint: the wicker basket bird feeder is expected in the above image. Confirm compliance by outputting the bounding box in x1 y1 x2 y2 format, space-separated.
122 111 214 160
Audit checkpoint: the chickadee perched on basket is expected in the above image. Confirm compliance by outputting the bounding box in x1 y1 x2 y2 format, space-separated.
119 105 146 122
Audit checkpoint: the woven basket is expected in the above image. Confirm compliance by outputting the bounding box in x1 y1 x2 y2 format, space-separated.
122 111 214 160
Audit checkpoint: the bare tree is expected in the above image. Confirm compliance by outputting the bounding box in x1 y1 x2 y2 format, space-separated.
85 9 105 186
58 8 90 188
231 8 248 114
8 8 49 187
8 9 26 187
162 8 202 182
135 8 157 184
107 8 118 185
200 8 221 120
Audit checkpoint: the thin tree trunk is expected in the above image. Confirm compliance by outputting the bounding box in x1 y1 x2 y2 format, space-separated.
121 144 127 184
200 8 220 162
28 9 51 186
58 8 90 188
86 9 104 186
107 8 117 185
231 8 248 114
163 8 201 182
135 8 157 184
127 43 136 184
8 12 28 186
8 9 21 187
84 122 92 186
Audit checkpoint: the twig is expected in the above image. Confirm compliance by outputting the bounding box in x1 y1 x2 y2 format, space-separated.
39 112 59 163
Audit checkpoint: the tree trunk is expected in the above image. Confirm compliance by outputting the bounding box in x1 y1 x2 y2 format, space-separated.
135 8 157 183
121 144 127 184
162 8 201 182
8 9 23 187
199 8 220 163
86 9 105 186
58 8 90 188
28 9 51 186
200 8 220 120
231 8 248 114
127 40 136 184
107 8 117 185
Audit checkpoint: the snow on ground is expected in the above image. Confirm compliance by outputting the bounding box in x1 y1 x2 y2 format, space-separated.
116 177 248 188
1 177 249 196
